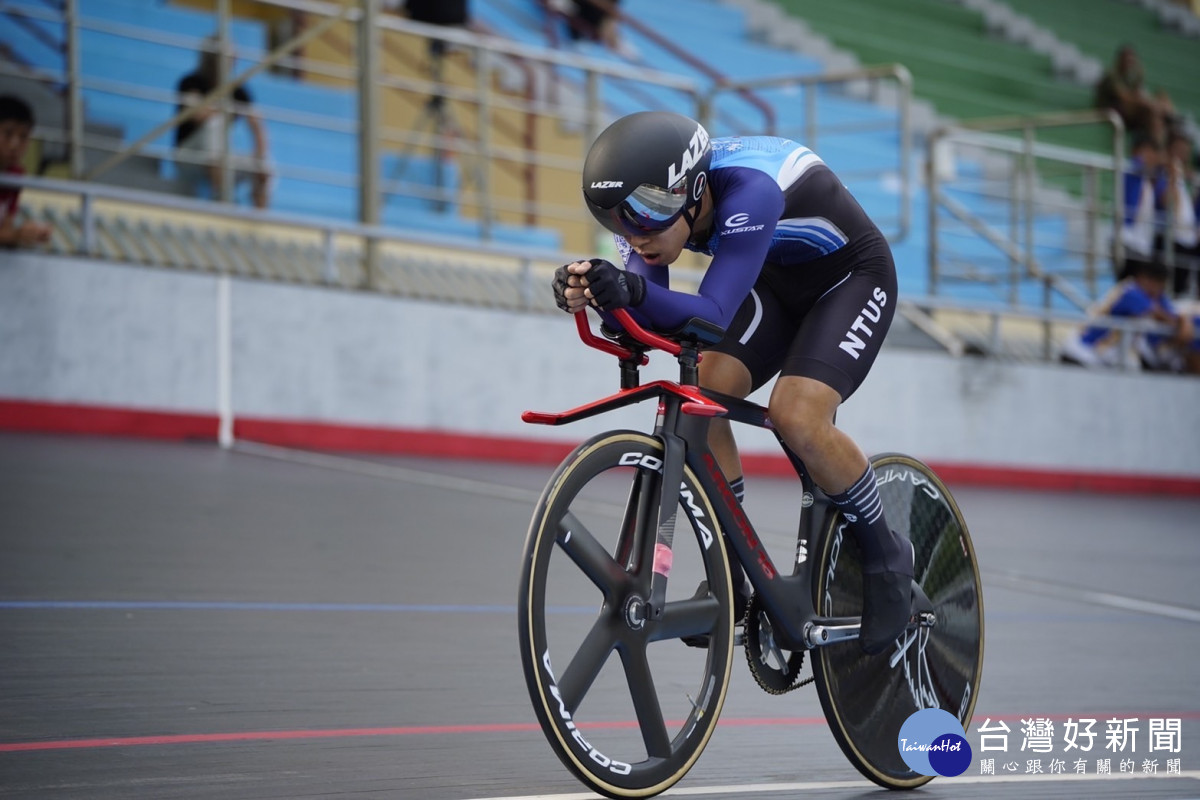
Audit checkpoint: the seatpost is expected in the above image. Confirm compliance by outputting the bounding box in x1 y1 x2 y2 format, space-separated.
619 355 641 390
678 344 700 386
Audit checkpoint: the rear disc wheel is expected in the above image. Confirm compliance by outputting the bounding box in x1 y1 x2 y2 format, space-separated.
812 453 984 789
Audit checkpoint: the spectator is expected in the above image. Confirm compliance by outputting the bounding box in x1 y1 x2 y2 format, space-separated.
1061 259 1191 369
1179 302 1200 375
1146 300 1200 374
173 38 271 209
1094 44 1176 145
1117 134 1163 280
1163 131 1200 297
551 0 636 58
0 95 51 249
403 0 469 27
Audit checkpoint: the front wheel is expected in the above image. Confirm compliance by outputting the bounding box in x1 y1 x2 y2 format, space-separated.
517 431 735 798
812 453 984 789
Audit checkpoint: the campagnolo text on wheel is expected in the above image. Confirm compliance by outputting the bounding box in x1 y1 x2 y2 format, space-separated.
517 111 984 798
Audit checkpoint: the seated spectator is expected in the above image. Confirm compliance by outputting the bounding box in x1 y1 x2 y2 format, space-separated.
550 0 637 58
1094 44 1176 145
174 38 271 209
1177 301 1200 375
1061 260 1191 369
0 95 52 249
403 0 469 27
1145 300 1200 375
1117 134 1163 280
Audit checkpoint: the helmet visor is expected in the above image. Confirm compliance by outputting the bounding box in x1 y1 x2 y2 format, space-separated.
610 181 688 235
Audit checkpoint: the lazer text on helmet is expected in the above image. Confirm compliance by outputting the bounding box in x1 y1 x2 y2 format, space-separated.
667 125 710 187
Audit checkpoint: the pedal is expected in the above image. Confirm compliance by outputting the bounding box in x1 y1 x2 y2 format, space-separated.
680 579 749 648
682 619 744 649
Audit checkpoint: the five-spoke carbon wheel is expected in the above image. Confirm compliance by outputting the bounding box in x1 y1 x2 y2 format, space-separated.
518 432 735 798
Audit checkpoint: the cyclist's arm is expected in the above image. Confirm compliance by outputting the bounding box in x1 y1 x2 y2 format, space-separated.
618 170 783 331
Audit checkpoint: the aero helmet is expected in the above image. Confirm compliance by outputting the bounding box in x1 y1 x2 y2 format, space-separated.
582 111 712 237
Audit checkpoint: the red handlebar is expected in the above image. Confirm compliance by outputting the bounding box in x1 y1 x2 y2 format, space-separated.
573 309 682 360
610 310 683 355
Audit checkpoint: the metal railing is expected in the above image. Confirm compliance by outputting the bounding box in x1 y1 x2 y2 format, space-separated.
902 293 1183 371
0 0 706 269
539 0 776 134
0 0 926 262
927 109 1125 304
8 170 1184 376
0 172 571 300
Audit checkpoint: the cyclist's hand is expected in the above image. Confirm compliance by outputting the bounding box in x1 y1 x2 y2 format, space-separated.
573 258 646 312
553 262 590 313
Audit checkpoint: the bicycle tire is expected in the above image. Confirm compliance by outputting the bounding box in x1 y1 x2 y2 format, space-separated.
811 453 984 789
518 431 735 799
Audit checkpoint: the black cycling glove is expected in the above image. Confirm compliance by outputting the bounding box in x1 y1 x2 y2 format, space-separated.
583 258 646 311
551 263 573 312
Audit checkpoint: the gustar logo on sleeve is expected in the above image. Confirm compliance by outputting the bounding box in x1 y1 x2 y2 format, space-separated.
722 211 765 235
667 124 710 187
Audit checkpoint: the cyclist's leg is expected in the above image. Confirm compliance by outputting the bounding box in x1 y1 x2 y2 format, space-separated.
764 245 911 653
769 378 908 570
700 281 795 487
767 375 864 491
813 453 982 789
697 351 751 484
697 285 792 626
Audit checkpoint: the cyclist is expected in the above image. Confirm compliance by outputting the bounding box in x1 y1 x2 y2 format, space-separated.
553 110 913 654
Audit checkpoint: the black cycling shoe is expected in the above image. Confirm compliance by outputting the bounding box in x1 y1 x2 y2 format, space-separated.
681 577 751 648
859 569 913 655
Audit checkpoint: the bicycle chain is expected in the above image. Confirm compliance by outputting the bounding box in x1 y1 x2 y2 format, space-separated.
743 595 813 695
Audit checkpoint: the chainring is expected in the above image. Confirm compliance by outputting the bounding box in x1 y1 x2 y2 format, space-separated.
743 594 810 695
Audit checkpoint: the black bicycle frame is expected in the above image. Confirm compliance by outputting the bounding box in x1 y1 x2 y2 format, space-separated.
523 310 863 653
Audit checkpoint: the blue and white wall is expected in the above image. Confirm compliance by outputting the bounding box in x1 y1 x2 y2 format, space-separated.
2 253 1198 492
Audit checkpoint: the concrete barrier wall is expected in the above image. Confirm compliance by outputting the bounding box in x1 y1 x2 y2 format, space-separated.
3 253 1199 487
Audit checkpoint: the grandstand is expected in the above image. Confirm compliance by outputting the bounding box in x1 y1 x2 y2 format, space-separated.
773 0 1199 152
1 0 1196 360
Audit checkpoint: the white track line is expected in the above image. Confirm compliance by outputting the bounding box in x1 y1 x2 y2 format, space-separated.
461 769 1200 799
232 440 626 516
987 571 1200 624
234 440 545 504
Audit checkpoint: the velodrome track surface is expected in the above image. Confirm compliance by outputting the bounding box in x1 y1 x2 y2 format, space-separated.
2 431 1200 800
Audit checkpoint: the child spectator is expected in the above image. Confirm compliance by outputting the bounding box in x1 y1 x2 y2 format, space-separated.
1061 260 1192 369
0 95 52 249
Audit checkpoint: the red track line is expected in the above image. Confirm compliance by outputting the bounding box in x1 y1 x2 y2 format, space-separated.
4 398 1200 495
0 717 827 753
3 712 1198 753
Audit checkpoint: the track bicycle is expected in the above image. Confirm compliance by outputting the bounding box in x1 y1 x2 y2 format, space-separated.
517 309 984 798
